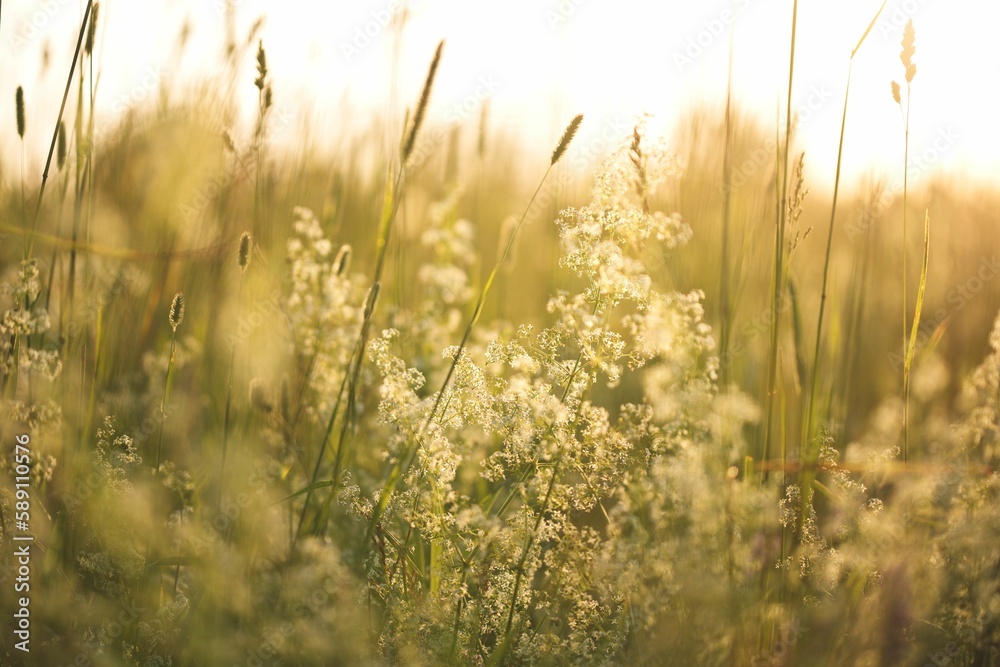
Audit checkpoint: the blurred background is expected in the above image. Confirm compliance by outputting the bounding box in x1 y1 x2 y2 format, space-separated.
3 0 1000 182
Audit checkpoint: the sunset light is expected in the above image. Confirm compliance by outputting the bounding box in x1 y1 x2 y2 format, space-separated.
2 1 1000 665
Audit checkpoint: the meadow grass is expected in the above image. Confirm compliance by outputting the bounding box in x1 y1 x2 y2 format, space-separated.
1 5 1000 667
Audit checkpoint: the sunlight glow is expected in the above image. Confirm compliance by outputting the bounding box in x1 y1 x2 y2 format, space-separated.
2 0 998 188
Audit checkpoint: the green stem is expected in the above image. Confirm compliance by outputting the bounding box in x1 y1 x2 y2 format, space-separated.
762 0 798 475
363 164 556 547
155 333 177 475
28 0 93 259
902 85 911 465
719 0 735 388
219 273 245 510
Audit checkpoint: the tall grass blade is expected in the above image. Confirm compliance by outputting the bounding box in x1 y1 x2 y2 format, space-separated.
363 115 583 547
29 0 94 259
904 210 930 378
804 0 886 447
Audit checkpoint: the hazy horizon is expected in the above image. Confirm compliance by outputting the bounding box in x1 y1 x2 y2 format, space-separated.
2 0 999 194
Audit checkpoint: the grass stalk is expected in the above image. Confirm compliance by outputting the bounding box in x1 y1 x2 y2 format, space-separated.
836 181 882 440
82 5 101 486
252 40 272 248
43 122 68 318
220 232 252 510
28 0 93 261
895 19 917 464
801 1 887 521
155 293 185 474
762 0 799 473
362 113 583 547
719 0 736 387
903 211 930 458
289 42 445 552
16 85 26 259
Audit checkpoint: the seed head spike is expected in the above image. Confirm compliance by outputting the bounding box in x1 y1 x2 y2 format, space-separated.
551 114 583 166
238 232 252 270
402 40 444 162
15 87 25 139
169 293 185 332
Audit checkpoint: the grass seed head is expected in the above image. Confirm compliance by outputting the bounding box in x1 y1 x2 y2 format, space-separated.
57 122 67 170
551 113 583 166
15 86 25 139
238 232 252 270
900 20 917 83
900 21 915 68
255 40 268 92
221 128 237 153
891 81 901 105
402 40 444 162
334 244 352 277
630 125 643 171
169 292 185 332
86 3 100 56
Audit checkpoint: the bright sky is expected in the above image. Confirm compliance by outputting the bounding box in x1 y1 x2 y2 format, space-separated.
3 0 999 191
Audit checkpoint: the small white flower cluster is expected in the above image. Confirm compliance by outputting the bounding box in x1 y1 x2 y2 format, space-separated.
959 312 1000 466
0 259 60 380
94 415 142 497
285 206 366 421
345 139 761 663
417 191 476 308
258 137 1000 665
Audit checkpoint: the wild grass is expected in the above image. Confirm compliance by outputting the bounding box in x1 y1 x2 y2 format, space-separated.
1 4 1000 667
894 19 919 465
803 0 887 453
